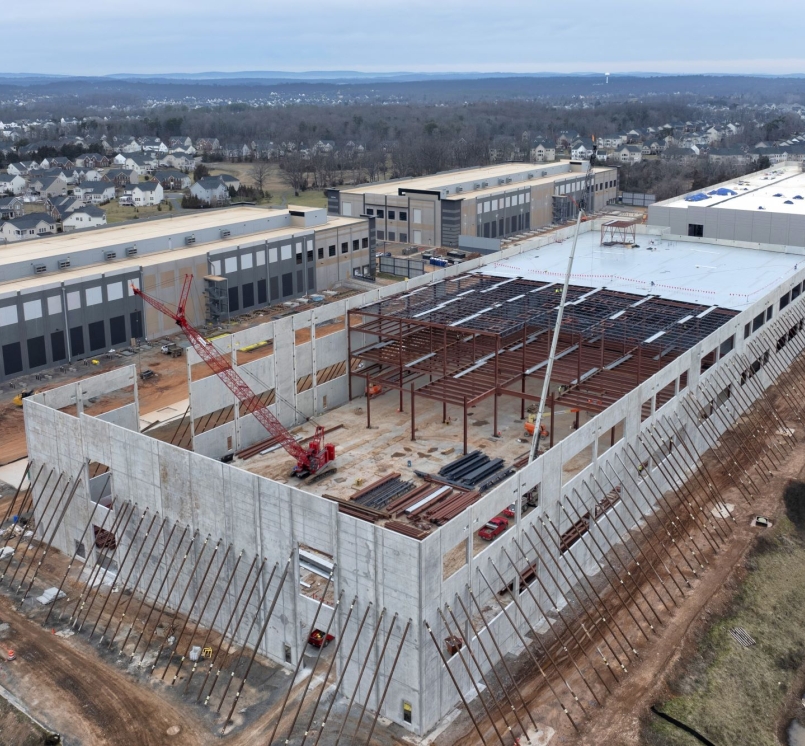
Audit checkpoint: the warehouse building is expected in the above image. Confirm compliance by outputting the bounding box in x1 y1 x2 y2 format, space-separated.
0 206 374 383
22 208 805 740
648 162 805 246
328 161 619 249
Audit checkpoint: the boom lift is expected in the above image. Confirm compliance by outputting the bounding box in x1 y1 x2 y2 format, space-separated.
133 275 335 477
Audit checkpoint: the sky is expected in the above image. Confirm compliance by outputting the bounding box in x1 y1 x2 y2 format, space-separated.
4 0 804 77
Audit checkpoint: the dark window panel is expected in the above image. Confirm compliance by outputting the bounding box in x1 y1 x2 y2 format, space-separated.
2 342 22 376
242 283 254 308
109 315 126 346
51 330 66 363
88 320 106 352
70 326 85 356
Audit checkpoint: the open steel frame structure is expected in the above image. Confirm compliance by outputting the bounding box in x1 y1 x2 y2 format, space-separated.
348 274 737 451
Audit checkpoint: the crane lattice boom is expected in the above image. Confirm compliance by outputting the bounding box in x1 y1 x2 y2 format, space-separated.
132 275 334 475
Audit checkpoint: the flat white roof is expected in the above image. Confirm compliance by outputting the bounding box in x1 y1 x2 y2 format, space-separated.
0 206 273 267
0 214 363 295
662 165 805 213
342 163 611 198
478 231 800 310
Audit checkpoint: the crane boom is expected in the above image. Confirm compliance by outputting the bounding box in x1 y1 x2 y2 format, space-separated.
132 275 334 475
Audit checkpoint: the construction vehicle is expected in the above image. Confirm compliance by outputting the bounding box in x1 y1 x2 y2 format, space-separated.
12 390 35 407
160 342 184 357
133 275 336 477
308 629 335 648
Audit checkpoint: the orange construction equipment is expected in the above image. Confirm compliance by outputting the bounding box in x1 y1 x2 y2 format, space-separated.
524 421 549 438
367 384 382 398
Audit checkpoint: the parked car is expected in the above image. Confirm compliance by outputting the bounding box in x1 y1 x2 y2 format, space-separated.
503 503 516 519
478 516 508 541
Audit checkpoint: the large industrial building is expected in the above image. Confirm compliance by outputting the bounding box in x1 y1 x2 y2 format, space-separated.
329 161 619 249
648 163 805 246
0 206 375 383
16 163 805 743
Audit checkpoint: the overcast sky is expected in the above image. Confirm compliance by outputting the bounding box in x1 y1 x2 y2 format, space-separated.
5 0 803 77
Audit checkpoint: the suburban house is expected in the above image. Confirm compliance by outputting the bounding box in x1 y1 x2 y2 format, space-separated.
104 169 138 187
139 136 168 153
571 139 596 160
113 136 142 153
0 195 24 220
709 147 751 166
159 153 195 172
662 146 700 164
120 181 164 206
616 144 643 164
49 156 75 170
61 205 107 231
29 177 68 199
251 140 276 159
0 174 26 195
7 161 38 176
112 153 129 166
169 136 194 150
0 214 57 242
598 134 626 149
75 182 115 204
190 176 230 205
153 169 191 190
124 154 157 175
530 139 556 162
75 153 110 169
217 173 240 191
47 196 84 220
195 137 220 153
71 167 102 183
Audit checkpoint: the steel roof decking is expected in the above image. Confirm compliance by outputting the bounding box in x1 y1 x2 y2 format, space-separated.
349 275 737 413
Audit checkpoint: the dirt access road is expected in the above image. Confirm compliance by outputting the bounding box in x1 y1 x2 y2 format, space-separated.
0 594 213 746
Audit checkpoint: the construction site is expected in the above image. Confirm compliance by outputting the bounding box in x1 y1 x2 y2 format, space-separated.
4 163 805 745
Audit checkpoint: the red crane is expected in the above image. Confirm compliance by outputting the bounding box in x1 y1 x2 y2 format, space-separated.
133 275 335 477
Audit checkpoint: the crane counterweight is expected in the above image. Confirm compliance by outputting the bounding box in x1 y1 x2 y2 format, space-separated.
132 276 335 476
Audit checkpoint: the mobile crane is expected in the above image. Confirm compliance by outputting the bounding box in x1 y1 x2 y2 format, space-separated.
133 275 335 477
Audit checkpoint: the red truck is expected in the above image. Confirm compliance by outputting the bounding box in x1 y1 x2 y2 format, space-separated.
479 516 508 541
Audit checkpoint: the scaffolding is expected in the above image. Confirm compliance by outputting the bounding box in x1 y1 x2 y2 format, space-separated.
600 219 637 246
348 274 737 450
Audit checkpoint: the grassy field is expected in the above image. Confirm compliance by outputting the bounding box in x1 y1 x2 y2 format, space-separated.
644 509 805 746
102 201 171 224
206 162 327 208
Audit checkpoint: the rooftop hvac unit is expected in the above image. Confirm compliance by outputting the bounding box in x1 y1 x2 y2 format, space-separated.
542 171 548 177
125 246 137 257
498 178 505 185
33 264 47 274
482 181 489 187
185 235 196 245
105 251 116 261
58 259 70 269
506 177 512 183
527 173 534 179
474 183 481 189
220 229 231 238
456 186 463 193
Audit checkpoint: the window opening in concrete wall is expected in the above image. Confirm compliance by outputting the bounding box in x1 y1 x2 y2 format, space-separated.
700 348 717 374
562 443 592 485
640 395 654 423
598 418 624 455
719 334 735 358
679 371 688 392
193 404 235 434
226 436 232 451
781 291 791 310
442 538 468 580
473 512 511 556
793 283 802 301
284 644 292 663
403 701 412 724
298 546 335 606
74 540 87 560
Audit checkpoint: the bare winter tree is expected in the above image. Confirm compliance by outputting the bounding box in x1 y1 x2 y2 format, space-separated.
279 152 307 196
248 160 270 195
